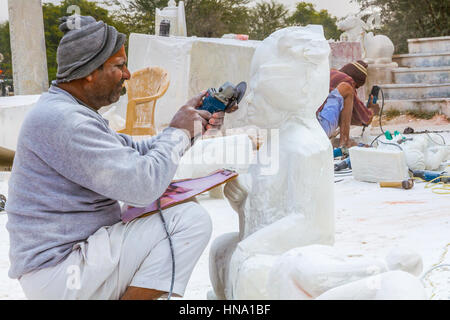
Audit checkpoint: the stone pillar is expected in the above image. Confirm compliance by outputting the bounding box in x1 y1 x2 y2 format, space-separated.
365 63 398 98
8 0 48 95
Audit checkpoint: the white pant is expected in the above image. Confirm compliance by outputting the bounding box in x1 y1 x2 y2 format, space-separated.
19 201 212 300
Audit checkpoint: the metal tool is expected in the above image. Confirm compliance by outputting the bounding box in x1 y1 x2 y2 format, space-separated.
367 85 380 106
334 157 352 171
411 170 450 183
379 179 414 189
199 81 247 114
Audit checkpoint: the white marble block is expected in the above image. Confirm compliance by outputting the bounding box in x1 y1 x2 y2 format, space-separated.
349 146 409 183
174 134 255 179
127 34 259 130
0 95 40 150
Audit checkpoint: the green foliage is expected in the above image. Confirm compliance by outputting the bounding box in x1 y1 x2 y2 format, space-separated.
0 22 12 79
184 0 250 37
104 0 167 35
384 108 401 120
248 0 289 40
106 0 251 38
355 0 449 54
406 109 438 120
286 2 341 40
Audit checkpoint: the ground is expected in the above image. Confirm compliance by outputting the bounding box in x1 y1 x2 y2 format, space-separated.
0 116 449 300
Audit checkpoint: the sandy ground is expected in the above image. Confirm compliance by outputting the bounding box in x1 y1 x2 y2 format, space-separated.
0 117 449 300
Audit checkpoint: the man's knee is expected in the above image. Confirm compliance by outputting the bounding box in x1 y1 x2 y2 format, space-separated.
172 202 212 242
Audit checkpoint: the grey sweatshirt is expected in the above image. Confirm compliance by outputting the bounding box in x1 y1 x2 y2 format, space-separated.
6 85 191 279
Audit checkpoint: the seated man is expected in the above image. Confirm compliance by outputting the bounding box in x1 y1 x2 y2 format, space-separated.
316 60 380 147
6 16 233 300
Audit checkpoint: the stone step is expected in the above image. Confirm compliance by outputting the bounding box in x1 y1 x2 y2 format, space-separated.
408 36 450 54
382 98 450 117
379 83 450 100
392 66 450 84
392 52 450 68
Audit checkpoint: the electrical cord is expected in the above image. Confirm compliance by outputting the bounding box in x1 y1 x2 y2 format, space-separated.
370 133 384 147
157 198 175 300
376 140 404 151
378 87 385 134
421 264 450 283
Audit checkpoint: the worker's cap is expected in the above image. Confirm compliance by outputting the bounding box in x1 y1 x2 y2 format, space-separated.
339 60 368 88
56 15 126 83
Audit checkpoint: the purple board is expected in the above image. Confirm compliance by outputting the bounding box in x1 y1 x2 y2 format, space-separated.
121 169 238 223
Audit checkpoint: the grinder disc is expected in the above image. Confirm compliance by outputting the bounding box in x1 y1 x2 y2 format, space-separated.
235 81 247 105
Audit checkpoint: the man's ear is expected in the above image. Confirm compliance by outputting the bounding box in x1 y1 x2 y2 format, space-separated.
85 70 99 83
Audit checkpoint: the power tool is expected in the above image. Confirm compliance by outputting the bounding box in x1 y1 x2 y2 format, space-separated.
199 81 247 114
333 146 349 158
333 143 367 159
411 170 450 183
367 85 380 106
334 157 352 171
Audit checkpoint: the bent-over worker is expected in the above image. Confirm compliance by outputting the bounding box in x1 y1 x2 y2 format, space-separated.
316 60 380 147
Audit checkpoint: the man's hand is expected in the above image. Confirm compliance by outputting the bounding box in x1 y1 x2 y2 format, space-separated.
205 102 239 136
367 95 380 115
170 92 240 139
169 91 211 139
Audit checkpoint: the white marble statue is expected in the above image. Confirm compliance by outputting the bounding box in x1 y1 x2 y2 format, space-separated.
338 15 396 65
338 15 366 43
208 25 336 300
267 245 426 299
363 32 396 65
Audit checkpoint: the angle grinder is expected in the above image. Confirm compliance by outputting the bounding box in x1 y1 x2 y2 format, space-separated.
199 81 247 114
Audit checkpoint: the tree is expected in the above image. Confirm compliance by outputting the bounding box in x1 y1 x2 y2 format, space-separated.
0 22 12 80
287 2 341 40
248 0 289 40
355 0 449 53
105 0 167 35
107 0 251 38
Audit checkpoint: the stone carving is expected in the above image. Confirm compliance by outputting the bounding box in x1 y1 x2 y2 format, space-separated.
338 15 366 43
363 32 396 65
155 0 187 37
393 134 450 171
208 25 427 300
208 25 335 300
338 14 396 66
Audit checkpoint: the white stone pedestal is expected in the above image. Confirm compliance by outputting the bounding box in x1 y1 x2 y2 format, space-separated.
8 0 48 95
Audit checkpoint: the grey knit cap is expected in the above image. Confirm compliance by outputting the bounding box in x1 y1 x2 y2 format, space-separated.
56 15 126 83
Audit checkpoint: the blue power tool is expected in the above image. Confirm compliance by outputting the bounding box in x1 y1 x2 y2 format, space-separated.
334 157 352 171
411 170 449 183
333 147 348 158
199 81 247 114
367 85 380 106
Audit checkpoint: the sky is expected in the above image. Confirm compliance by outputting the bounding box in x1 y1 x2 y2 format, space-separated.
0 0 361 23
